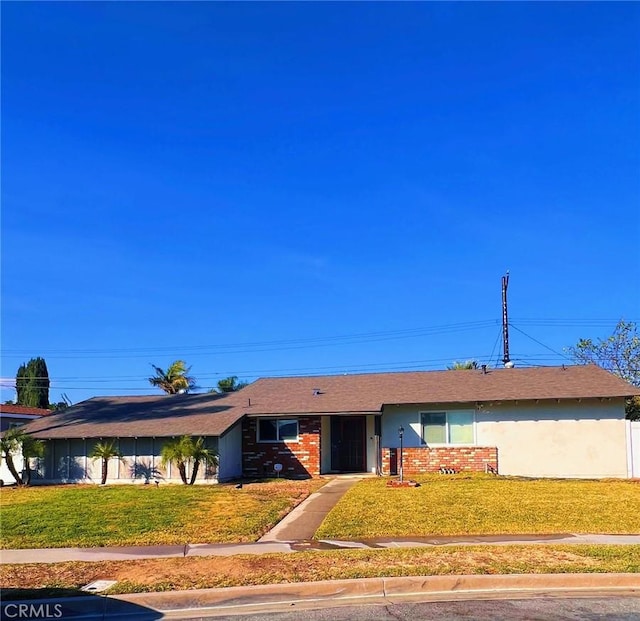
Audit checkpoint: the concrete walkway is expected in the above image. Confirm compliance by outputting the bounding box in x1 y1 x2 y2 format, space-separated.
3 534 639 565
259 476 361 542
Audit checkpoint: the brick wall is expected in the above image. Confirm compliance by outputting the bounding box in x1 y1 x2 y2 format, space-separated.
242 416 321 477
382 446 498 475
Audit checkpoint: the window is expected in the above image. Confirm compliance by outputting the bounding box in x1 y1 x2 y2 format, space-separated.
421 411 474 445
258 418 299 442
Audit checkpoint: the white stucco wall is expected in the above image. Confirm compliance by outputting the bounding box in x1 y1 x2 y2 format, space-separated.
381 399 630 479
381 404 451 448
365 415 377 473
477 400 629 478
0 449 24 485
629 421 640 478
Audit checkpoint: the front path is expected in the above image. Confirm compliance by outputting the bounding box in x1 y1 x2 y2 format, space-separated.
259 477 362 542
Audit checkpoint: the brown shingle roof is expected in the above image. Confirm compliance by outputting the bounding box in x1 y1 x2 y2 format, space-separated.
22 392 247 440
0 404 52 416
239 364 638 415
18 365 637 440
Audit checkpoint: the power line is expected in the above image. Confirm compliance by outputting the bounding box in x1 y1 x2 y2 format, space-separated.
509 323 571 361
3 317 633 360
1 321 500 359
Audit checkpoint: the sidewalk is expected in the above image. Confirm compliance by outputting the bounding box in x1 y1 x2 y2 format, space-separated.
3 534 639 565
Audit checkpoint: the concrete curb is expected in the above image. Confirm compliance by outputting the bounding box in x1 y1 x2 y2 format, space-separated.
108 573 640 613
2 574 638 619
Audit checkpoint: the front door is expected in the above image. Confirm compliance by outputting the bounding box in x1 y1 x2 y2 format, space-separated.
330 416 366 472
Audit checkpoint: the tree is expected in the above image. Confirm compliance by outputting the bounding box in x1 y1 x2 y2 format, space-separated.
567 320 640 420
148 360 196 395
188 437 218 484
213 376 248 393
49 393 72 412
21 434 45 485
447 360 479 370
15 357 50 409
160 436 218 485
0 427 27 485
0 428 45 486
160 436 191 484
89 440 124 485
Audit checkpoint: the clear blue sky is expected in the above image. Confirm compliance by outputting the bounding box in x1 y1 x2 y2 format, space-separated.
2 2 639 404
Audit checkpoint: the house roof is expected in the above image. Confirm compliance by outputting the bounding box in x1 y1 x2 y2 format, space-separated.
19 365 637 440
22 392 248 440
0 404 52 417
240 364 638 415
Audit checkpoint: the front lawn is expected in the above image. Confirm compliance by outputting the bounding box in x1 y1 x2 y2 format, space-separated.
0 479 324 549
2 545 639 598
315 475 640 539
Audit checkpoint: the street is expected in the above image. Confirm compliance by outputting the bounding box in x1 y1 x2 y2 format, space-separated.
170 594 640 621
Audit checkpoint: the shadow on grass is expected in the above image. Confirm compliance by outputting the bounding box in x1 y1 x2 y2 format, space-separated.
0 588 162 619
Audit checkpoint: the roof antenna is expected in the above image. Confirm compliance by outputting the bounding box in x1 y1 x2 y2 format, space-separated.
501 271 514 368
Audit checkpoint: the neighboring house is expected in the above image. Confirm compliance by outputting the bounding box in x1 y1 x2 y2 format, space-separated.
0 404 52 484
0 404 52 432
18 365 640 483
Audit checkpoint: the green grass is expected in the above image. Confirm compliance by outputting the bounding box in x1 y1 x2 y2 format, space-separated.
2 545 638 598
0 479 323 549
315 474 640 539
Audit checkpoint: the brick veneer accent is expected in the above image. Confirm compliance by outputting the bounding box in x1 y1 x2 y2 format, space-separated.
382 446 498 475
243 416 321 477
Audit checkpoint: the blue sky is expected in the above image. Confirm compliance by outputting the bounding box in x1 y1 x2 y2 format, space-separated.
2 2 639 404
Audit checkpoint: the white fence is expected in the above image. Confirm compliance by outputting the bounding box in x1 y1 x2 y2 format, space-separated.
628 420 640 478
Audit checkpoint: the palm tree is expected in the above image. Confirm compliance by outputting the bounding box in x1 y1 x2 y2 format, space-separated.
189 437 218 485
160 436 191 484
161 436 218 484
0 427 27 485
21 434 46 485
211 376 249 393
148 360 196 394
89 440 124 485
447 360 479 370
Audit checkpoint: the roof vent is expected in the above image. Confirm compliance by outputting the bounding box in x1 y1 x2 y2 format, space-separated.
312 388 322 396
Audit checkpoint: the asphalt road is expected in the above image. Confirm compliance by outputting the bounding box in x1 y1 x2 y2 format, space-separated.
171 595 640 621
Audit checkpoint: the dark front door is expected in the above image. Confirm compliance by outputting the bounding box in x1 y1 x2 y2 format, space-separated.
330 416 366 472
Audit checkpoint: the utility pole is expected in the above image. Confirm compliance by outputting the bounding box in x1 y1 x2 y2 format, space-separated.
501 271 511 366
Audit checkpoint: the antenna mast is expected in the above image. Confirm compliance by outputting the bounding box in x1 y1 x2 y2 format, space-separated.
501 271 511 366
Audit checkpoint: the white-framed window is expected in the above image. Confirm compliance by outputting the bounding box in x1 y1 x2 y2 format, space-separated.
420 410 475 445
257 418 299 442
